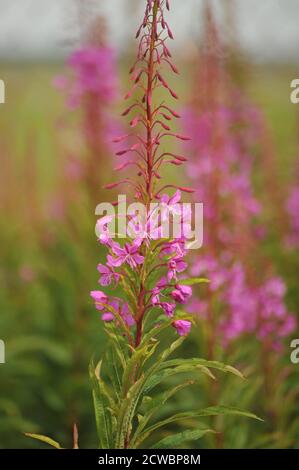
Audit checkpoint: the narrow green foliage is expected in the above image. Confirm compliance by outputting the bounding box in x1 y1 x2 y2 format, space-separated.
151 428 216 449
89 360 114 449
179 278 210 286
25 433 63 449
90 318 260 449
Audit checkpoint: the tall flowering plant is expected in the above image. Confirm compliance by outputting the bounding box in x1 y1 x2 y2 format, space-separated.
87 0 259 450
182 2 296 353
26 0 259 450
54 18 123 205
180 3 296 447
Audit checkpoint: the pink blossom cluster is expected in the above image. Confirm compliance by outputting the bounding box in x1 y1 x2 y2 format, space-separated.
54 46 118 109
52 42 127 209
90 0 194 346
54 44 124 156
91 191 192 339
183 101 296 347
183 106 261 246
189 256 296 346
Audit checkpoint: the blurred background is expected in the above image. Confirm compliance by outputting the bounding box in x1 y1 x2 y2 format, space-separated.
0 0 299 449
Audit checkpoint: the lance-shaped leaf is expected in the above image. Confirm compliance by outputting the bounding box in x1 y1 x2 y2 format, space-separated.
151 428 215 449
158 358 245 379
122 341 158 396
130 380 196 448
178 278 210 286
25 433 62 449
135 405 262 447
89 360 114 449
144 363 215 393
115 374 146 449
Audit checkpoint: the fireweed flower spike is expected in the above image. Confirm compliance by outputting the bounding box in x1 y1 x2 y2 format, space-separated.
53 19 124 204
88 0 260 450
93 0 197 344
179 3 295 446
182 2 296 352
25 0 262 451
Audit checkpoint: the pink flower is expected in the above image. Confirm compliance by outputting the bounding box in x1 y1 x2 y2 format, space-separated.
172 320 192 336
161 238 187 259
171 284 192 303
107 239 144 269
102 312 115 322
120 303 135 327
90 290 108 311
160 190 182 214
167 258 187 282
159 302 176 317
97 264 120 286
101 300 135 327
96 215 114 245
151 277 168 305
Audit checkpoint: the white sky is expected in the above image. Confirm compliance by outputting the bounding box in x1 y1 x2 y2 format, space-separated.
0 0 298 62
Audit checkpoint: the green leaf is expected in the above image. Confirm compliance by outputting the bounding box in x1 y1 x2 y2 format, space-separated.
197 405 263 421
144 364 215 393
117 334 187 448
25 433 62 449
140 318 173 348
122 342 157 397
151 428 215 449
179 278 210 286
158 336 185 363
106 346 122 399
130 381 196 448
116 336 187 448
133 412 194 448
159 358 245 379
115 375 146 449
105 326 128 369
135 405 261 448
102 304 133 343
89 360 113 449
